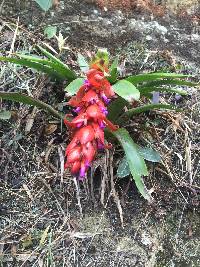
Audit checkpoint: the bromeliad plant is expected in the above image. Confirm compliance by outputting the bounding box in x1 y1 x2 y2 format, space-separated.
0 47 198 201
64 66 118 178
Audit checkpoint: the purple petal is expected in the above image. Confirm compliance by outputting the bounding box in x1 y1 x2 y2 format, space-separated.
101 93 110 104
97 141 104 150
84 79 91 87
79 165 86 178
85 160 90 168
100 107 108 115
99 121 106 129
77 122 83 128
73 107 81 113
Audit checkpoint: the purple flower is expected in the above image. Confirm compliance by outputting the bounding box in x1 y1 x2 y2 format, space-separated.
77 122 83 128
99 121 106 129
100 107 108 115
85 160 90 168
101 93 110 104
97 141 104 150
84 79 91 87
79 164 86 178
73 107 81 113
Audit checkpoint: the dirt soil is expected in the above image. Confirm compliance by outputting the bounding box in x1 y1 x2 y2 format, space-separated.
0 1 200 266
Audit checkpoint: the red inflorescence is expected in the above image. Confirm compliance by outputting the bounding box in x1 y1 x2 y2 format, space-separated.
64 68 118 180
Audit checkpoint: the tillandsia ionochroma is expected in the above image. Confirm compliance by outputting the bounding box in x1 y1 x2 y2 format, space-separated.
64 64 118 179
0 47 198 201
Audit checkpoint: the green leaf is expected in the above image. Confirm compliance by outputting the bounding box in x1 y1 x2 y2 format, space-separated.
140 79 198 88
108 57 118 83
77 53 89 72
117 156 131 178
0 92 63 119
17 54 74 80
0 110 12 120
107 97 127 122
90 48 109 71
117 103 181 124
117 147 161 179
138 146 162 162
37 45 77 80
127 103 180 114
126 72 190 85
138 86 188 96
110 57 118 71
112 80 140 102
112 128 152 201
34 0 53 11
95 48 109 65
16 53 72 80
0 56 64 80
44 26 57 39
65 78 85 96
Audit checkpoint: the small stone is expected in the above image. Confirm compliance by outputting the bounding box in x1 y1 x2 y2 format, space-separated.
191 34 200 41
146 35 153 41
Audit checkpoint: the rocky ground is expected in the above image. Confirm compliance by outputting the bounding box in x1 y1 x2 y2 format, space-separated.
0 1 200 266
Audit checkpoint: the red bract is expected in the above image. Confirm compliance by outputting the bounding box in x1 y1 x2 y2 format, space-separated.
82 90 99 104
64 67 118 180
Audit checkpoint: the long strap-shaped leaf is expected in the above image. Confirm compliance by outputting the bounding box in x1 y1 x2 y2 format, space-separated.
138 86 188 96
0 56 64 80
16 54 75 81
126 72 190 85
117 103 180 124
112 128 153 202
138 79 198 88
37 46 77 80
0 92 63 119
